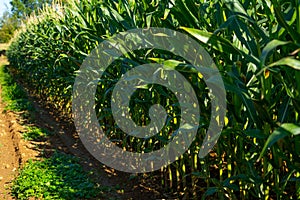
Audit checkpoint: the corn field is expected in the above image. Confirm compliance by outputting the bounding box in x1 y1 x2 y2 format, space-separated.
6 0 300 199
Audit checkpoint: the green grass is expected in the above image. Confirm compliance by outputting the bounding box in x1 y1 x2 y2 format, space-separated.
22 126 53 141
11 151 100 200
0 65 33 113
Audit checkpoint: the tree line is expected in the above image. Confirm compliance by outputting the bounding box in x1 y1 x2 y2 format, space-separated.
0 0 53 43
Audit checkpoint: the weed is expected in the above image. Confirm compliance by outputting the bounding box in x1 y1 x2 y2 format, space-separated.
22 126 53 141
11 151 101 200
0 65 33 113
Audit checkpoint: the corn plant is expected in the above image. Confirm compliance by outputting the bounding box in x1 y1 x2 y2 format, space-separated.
7 0 300 199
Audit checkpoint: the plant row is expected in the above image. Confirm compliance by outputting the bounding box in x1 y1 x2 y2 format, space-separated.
7 0 300 199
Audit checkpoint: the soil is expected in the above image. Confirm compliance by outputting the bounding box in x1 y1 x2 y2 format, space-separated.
0 87 20 199
0 55 42 199
0 86 41 199
0 55 164 199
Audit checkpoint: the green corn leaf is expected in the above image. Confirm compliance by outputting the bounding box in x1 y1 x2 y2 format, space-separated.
267 57 300 70
273 2 300 43
260 40 291 66
180 26 240 54
149 58 199 73
230 17 258 56
281 123 300 135
173 0 199 28
222 0 248 16
224 81 261 127
202 187 218 199
180 26 260 65
244 129 267 139
258 123 300 160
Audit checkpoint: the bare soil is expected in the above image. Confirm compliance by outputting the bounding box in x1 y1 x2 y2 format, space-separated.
0 87 19 199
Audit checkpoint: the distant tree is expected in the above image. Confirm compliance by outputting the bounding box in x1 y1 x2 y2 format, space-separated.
10 0 53 19
0 0 53 43
0 11 18 43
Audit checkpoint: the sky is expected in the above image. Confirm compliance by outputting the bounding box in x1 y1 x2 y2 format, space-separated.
0 0 12 17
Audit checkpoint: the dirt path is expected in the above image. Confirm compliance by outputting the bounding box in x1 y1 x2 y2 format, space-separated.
0 56 43 199
0 86 20 199
0 85 41 200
